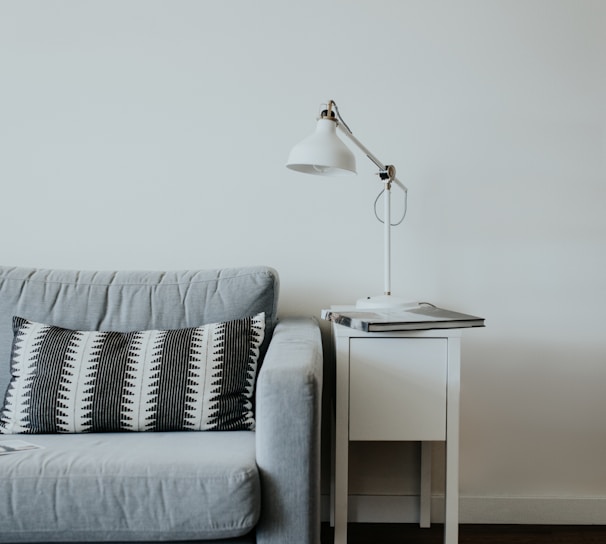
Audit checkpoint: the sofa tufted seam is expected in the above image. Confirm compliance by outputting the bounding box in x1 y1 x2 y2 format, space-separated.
0 270 275 288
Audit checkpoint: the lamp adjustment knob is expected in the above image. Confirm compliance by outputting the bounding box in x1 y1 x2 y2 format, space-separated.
379 165 396 181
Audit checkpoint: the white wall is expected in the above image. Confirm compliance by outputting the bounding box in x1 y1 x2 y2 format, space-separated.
1 0 605 524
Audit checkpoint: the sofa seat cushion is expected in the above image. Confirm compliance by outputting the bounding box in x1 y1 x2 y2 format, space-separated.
0 431 259 542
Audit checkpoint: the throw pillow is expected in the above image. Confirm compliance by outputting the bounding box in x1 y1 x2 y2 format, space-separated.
0 313 265 434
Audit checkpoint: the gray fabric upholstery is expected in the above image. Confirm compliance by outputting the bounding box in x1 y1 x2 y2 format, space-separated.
0 265 323 544
0 432 259 541
256 318 323 544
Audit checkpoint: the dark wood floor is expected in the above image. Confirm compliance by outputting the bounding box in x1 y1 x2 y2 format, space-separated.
321 523 606 543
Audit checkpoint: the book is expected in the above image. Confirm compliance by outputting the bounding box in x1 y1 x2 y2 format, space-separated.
321 303 485 332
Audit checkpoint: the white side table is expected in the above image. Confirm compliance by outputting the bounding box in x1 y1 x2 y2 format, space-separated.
330 322 462 544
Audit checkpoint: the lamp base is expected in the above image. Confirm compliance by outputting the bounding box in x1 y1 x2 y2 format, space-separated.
355 294 419 310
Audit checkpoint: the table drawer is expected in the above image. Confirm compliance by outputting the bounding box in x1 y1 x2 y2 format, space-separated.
349 337 447 441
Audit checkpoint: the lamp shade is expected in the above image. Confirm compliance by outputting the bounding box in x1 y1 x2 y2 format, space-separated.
286 118 357 176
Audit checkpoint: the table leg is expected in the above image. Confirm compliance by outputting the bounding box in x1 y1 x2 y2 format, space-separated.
444 337 461 544
420 441 432 528
334 335 350 544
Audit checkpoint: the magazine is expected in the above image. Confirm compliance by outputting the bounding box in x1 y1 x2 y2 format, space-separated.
321 303 485 332
0 439 43 455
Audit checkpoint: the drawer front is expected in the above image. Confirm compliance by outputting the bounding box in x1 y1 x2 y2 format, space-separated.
349 337 447 441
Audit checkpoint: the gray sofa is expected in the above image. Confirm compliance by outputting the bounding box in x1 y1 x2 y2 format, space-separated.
0 265 323 544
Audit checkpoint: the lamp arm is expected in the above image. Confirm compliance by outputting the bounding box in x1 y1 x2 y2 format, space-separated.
335 123 408 193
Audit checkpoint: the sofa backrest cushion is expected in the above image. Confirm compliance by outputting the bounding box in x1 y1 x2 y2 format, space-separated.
0 266 279 402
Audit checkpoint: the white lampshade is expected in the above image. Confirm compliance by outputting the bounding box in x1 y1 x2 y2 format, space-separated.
286 118 357 176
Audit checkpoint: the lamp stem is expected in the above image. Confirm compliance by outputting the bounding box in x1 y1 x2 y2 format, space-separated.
384 182 391 296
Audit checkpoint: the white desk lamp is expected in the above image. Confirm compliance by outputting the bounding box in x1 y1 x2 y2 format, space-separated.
286 100 416 309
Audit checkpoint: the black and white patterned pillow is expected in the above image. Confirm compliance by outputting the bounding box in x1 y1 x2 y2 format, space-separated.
0 314 265 434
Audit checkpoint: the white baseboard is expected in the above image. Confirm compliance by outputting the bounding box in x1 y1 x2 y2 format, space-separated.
461 496 606 524
321 494 606 525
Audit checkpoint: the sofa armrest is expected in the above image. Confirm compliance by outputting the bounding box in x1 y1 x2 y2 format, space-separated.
255 317 323 544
